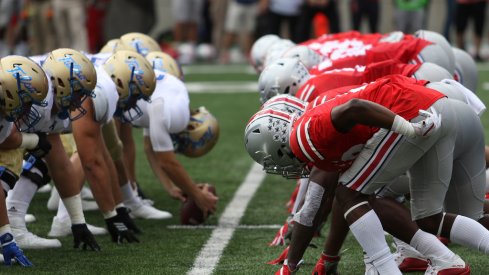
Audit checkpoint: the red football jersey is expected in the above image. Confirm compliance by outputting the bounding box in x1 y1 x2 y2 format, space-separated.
296 60 421 102
289 75 444 172
310 38 432 74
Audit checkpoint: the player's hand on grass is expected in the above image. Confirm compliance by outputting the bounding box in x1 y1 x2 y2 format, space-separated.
72 223 101 251
105 214 140 244
116 207 142 234
1 234 33 267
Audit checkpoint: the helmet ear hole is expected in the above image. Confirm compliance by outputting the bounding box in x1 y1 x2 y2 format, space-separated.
6 90 13 100
252 128 260 134
57 78 65 88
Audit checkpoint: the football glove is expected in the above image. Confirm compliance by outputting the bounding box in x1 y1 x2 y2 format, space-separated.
105 214 140 244
26 132 52 158
1 233 32 267
116 207 142 234
72 223 101 251
412 107 441 137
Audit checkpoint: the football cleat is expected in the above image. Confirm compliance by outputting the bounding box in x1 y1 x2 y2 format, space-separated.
425 254 470 275
267 246 289 265
269 222 290 246
393 241 429 272
312 253 341 275
36 184 52 193
48 216 107 237
275 260 302 275
12 228 61 249
128 204 172 220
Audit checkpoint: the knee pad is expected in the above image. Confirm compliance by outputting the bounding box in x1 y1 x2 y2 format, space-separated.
21 154 51 189
0 166 19 194
293 181 324 227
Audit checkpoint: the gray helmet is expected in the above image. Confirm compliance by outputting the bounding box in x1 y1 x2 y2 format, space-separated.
282 45 323 70
425 81 466 103
452 47 478 93
414 30 455 74
258 57 311 103
250 34 280 73
263 39 296 69
412 62 453 82
244 108 307 178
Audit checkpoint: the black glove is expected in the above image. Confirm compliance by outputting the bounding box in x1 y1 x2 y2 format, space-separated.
116 207 142 234
27 133 52 158
105 214 140 244
72 224 101 251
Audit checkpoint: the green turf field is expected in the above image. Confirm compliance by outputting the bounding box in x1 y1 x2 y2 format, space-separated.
6 63 489 274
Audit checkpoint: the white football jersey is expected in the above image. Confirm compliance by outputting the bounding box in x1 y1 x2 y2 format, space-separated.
92 65 118 124
86 52 111 67
132 70 190 152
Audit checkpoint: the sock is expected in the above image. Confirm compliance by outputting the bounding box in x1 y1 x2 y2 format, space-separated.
410 230 455 260
61 194 86 224
450 215 489 254
121 183 142 210
6 176 39 229
292 178 309 215
56 198 70 221
349 210 401 275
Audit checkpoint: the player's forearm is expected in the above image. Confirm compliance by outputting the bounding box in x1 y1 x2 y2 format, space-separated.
331 99 395 132
155 152 199 198
80 154 115 212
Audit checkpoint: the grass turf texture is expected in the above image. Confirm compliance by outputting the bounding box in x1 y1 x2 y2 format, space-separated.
4 64 489 274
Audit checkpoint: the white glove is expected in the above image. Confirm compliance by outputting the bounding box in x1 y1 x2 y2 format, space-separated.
411 107 442 137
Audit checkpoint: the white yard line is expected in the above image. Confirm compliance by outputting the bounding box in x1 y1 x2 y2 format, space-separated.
187 163 266 275
167 224 282 230
186 81 257 93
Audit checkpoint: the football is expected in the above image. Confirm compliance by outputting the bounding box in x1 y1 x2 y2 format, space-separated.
180 184 217 225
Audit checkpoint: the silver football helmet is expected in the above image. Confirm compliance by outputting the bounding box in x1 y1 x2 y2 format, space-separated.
261 94 307 116
452 47 478 93
258 57 311 103
411 62 453 82
250 34 280 73
282 45 323 70
414 30 455 74
263 39 296 69
244 108 307 178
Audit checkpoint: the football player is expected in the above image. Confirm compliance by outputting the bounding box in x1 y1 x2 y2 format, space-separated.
246 75 489 274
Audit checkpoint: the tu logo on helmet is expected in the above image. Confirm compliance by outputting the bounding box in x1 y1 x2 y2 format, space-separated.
125 59 146 86
131 39 149 56
7 65 38 94
58 56 87 80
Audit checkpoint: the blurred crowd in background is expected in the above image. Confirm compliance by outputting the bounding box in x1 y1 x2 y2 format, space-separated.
0 0 488 64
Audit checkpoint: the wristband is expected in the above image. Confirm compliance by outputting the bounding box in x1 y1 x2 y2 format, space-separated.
20 133 39 150
391 115 416 138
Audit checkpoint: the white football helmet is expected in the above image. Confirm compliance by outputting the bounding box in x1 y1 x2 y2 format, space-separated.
173 106 219 158
244 108 307 178
414 30 455 74
261 94 307 116
258 57 311 103
452 47 478 93
250 34 280 73
0 56 49 130
411 62 453 82
263 39 296 69
425 81 466 103
282 45 323 70
117 32 161 56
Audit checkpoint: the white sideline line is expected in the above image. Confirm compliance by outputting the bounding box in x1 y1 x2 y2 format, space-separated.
187 163 266 275
186 82 257 93
168 224 282 230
